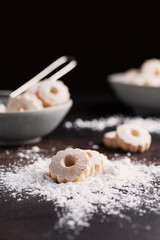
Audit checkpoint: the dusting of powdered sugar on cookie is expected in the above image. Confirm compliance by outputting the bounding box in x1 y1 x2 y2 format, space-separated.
64 115 160 133
1 149 160 236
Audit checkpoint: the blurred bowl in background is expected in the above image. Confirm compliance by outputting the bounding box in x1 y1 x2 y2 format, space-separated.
0 91 72 145
108 73 160 114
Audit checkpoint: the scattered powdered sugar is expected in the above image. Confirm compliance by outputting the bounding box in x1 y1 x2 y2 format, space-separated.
30 146 41 153
88 141 99 150
51 147 56 152
1 152 160 235
64 116 122 131
16 146 42 162
64 115 160 133
91 144 99 150
124 117 160 132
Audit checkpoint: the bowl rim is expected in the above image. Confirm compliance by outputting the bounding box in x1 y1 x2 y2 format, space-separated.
0 99 73 115
107 72 160 90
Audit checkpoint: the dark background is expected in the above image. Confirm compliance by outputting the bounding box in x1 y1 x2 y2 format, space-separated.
1 2 160 95
1 4 160 240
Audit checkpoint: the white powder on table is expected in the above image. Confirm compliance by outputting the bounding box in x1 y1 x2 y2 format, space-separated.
64 115 160 133
1 150 160 235
64 116 122 131
88 141 99 150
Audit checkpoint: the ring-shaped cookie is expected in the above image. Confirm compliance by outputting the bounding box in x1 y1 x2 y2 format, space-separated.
84 149 114 175
116 124 151 152
37 80 70 107
103 131 119 148
49 148 91 183
6 93 43 112
141 59 160 78
84 150 103 175
123 69 139 84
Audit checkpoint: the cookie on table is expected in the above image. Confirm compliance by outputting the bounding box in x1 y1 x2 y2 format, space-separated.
49 148 114 183
49 148 91 183
116 123 151 153
103 131 119 149
6 93 43 112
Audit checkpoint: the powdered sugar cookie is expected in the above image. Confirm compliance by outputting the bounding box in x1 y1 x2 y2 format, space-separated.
84 149 114 175
123 70 155 86
116 124 151 152
122 59 160 87
49 148 91 183
102 157 115 175
103 131 119 148
26 81 43 95
6 93 43 112
37 80 70 107
123 69 139 84
84 150 103 175
141 59 160 78
134 73 160 87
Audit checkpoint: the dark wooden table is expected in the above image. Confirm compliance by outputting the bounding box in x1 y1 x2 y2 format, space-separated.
1 94 160 240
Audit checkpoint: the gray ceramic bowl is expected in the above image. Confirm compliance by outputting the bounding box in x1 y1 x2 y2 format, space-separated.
108 73 160 113
0 91 72 145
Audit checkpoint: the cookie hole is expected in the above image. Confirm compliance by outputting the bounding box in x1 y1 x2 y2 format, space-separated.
87 152 92 158
18 107 27 112
131 129 139 137
50 87 58 94
62 155 77 167
155 70 160 76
